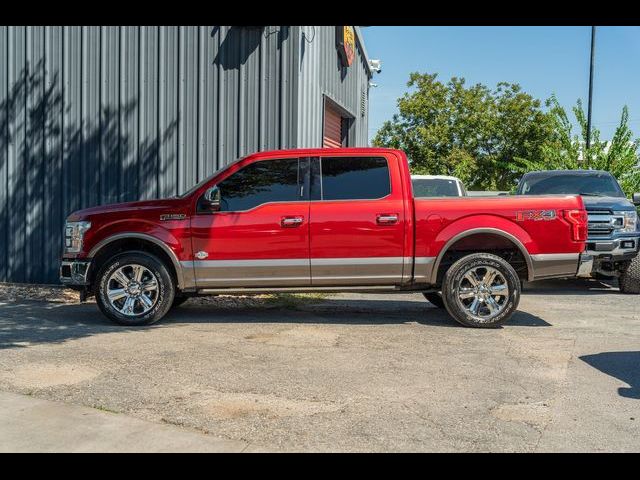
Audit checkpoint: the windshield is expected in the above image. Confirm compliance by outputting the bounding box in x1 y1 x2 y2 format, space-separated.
518 172 625 197
177 156 247 198
412 178 462 197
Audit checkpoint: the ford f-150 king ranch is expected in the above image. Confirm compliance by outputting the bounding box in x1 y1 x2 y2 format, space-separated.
60 148 590 328
516 170 640 293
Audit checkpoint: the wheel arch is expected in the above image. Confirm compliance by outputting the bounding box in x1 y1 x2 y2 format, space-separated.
88 233 186 289
430 227 535 284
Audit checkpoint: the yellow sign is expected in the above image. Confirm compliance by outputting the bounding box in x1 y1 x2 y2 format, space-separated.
336 26 356 67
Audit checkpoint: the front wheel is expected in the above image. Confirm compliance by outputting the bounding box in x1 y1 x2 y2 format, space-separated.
619 257 640 294
441 253 521 328
95 251 175 326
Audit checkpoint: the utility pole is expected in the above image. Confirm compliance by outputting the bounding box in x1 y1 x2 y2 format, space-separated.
586 26 596 150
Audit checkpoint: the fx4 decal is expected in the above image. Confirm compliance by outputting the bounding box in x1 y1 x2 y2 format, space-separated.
516 210 556 222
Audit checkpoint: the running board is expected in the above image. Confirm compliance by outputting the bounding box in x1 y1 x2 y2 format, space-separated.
197 285 400 295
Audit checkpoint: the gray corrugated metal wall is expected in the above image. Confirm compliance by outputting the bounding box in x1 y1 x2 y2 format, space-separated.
0 26 371 284
297 26 370 147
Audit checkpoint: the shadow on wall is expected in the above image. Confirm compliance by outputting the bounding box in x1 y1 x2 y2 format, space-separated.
211 26 287 71
0 59 177 284
580 351 640 399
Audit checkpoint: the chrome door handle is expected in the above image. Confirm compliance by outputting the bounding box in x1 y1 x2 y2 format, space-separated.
281 216 304 228
376 214 399 225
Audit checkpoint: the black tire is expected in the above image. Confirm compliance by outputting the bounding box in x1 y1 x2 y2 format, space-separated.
95 251 175 326
441 253 521 328
172 295 190 308
619 256 640 294
422 292 445 308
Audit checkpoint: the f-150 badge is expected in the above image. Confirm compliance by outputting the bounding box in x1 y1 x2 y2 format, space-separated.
159 213 186 221
516 210 556 221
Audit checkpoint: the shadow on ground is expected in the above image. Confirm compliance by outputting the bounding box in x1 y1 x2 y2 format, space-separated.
0 296 550 350
580 351 640 399
523 277 618 295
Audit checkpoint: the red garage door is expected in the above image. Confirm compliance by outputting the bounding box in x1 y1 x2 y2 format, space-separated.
323 103 343 148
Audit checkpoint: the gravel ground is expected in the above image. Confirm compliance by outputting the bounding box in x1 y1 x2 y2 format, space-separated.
0 278 638 452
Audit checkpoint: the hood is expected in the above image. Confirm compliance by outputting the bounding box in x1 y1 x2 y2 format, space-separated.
66 198 185 221
581 195 635 212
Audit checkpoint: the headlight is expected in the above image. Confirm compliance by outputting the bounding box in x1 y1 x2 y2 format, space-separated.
64 221 91 253
613 211 638 233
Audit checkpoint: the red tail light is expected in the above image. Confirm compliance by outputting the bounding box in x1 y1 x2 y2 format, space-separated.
563 209 588 242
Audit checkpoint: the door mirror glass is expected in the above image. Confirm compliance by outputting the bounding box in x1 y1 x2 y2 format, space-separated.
200 186 221 212
633 193 640 206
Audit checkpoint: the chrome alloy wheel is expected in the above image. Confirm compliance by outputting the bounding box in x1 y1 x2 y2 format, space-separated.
106 264 159 316
456 265 509 321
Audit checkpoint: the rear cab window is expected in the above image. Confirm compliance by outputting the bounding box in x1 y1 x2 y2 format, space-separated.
312 156 391 201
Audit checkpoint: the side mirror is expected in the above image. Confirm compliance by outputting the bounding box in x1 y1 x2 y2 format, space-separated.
200 186 221 212
633 193 640 206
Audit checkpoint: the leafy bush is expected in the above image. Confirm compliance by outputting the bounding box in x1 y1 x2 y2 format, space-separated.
374 72 640 199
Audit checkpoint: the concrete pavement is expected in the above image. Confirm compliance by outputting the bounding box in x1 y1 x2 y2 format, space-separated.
0 390 249 452
0 278 638 452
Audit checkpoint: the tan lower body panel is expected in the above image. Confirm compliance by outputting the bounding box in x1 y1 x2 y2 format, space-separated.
183 257 435 288
186 259 310 287
530 253 579 280
310 257 405 286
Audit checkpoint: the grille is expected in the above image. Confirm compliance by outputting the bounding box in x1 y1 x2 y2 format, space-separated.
587 210 620 238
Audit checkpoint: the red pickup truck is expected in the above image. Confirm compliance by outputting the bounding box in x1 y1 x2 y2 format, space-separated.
60 148 591 328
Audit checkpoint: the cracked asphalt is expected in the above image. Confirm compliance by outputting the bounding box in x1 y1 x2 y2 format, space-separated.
0 278 638 452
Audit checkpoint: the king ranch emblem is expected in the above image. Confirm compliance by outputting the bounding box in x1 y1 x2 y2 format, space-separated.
160 213 186 221
336 26 356 67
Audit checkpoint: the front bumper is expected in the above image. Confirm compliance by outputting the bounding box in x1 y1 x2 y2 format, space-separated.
59 259 92 286
586 237 640 260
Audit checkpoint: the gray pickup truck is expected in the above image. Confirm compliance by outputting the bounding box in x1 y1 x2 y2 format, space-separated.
516 170 640 293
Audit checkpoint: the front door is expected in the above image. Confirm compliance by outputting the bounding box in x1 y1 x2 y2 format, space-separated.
190 157 310 287
309 155 407 285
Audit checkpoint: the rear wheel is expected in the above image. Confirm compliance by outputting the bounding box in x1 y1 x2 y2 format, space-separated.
422 292 445 308
619 257 640 294
441 253 520 328
95 251 175 326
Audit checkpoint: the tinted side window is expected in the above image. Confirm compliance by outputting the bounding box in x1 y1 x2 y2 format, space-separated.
320 157 390 200
217 158 300 211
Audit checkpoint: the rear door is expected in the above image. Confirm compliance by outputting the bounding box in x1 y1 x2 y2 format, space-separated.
309 154 407 285
190 157 310 287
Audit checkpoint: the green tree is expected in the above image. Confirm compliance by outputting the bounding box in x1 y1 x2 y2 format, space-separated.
510 95 640 198
372 72 554 190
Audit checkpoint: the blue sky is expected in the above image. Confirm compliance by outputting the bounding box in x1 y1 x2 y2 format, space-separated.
360 26 640 143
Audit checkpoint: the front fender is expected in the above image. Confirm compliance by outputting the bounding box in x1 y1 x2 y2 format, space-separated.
85 219 190 289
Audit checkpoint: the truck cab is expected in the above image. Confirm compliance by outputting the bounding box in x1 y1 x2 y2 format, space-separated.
516 170 640 293
61 148 590 328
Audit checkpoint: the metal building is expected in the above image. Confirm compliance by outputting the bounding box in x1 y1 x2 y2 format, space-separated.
0 26 373 284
